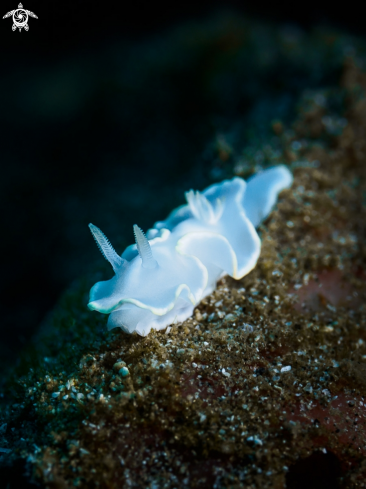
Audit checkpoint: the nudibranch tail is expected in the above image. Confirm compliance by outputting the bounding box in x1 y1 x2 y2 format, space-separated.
88 223 125 273
243 165 293 228
133 224 158 269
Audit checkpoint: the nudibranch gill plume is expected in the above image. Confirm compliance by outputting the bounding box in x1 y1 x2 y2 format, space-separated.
87 165 293 336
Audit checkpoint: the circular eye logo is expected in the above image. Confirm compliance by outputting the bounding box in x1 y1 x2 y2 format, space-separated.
3 3 38 31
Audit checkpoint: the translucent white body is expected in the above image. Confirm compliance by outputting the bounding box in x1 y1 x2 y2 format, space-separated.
88 165 293 336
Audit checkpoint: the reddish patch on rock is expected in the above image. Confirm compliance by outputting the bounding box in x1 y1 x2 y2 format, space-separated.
283 391 366 455
291 269 359 313
354 265 366 281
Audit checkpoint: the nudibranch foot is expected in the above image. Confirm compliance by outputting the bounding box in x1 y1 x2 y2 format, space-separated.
107 297 195 336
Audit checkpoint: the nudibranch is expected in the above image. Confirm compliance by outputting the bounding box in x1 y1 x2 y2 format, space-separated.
87 165 293 336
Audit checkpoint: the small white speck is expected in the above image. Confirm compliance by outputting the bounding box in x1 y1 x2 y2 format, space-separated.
281 366 291 373
304 383 313 393
247 435 262 445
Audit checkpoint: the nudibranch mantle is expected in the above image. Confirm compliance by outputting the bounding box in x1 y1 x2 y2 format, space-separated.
87 165 293 336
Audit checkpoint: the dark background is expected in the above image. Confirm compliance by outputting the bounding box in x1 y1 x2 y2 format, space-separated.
0 0 364 374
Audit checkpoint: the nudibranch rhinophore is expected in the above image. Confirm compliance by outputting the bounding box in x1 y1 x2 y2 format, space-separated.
87 165 293 336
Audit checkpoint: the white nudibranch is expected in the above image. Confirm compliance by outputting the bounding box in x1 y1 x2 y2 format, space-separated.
87 165 293 336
